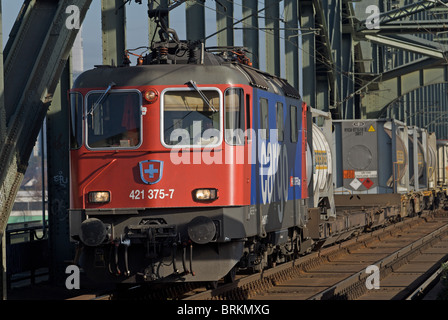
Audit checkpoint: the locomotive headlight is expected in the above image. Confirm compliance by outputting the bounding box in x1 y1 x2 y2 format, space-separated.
88 191 111 204
144 89 158 103
193 188 218 201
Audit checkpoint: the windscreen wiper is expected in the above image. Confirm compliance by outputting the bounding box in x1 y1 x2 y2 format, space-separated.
187 80 217 112
88 82 116 115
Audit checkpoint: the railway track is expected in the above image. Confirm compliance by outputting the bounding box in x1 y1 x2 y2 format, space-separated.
307 215 448 300
184 210 448 301
68 210 448 300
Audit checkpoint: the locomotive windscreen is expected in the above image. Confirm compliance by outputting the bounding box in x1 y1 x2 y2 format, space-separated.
163 89 221 147
86 91 142 149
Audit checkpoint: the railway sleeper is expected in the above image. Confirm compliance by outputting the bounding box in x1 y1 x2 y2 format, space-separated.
310 222 448 300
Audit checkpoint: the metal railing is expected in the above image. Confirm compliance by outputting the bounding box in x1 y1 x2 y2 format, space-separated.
2 221 49 290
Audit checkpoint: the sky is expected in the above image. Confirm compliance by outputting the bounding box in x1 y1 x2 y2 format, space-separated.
2 1 160 69
2 1 275 73
2 1 250 71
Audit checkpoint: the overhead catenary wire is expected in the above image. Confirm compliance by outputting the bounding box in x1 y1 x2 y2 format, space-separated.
146 0 364 102
219 1 398 105
144 0 448 115
191 0 385 111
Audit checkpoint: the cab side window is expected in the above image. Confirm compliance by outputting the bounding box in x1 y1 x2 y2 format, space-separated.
225 88 245 145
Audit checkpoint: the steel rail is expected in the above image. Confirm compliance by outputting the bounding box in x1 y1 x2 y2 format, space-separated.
405 257 448 300
308 219 448 300
183 213 428 300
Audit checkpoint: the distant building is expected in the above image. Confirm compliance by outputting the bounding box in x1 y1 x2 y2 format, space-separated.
9 190 47 224
72 26 84 80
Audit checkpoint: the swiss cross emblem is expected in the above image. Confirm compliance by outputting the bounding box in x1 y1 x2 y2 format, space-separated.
139 160 164 185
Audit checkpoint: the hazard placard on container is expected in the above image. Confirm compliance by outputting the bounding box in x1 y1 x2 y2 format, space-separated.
362 178 374 189
368 125 375 132
343 170 355 179
350 179 362 190
355 170 378 178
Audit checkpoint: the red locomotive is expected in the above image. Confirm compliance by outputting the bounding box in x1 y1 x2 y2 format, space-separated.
69 31 310 284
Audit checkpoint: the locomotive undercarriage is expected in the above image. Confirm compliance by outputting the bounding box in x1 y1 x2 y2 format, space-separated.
71 207 248 283
70 207 373 284
70 204 315 284
71 191 447 285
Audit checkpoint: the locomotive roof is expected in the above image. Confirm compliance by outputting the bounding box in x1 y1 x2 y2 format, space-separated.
74 63 246 88
73 62 300 99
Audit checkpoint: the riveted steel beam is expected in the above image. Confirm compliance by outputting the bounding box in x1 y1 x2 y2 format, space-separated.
0 0 5 300
148 0 169 43
361 20 448 35
265 0 280 77
0 1 5 158
0 0 92 242
102 0 126 66
284 0 299 90
216 0 233 47
186 0 205 41
242 0 259 69
367 67 448 119
357 0 448 32
364 34 446 59
312 0 340 116
299 1 316 110
353 0 448 121
46 57 73 284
